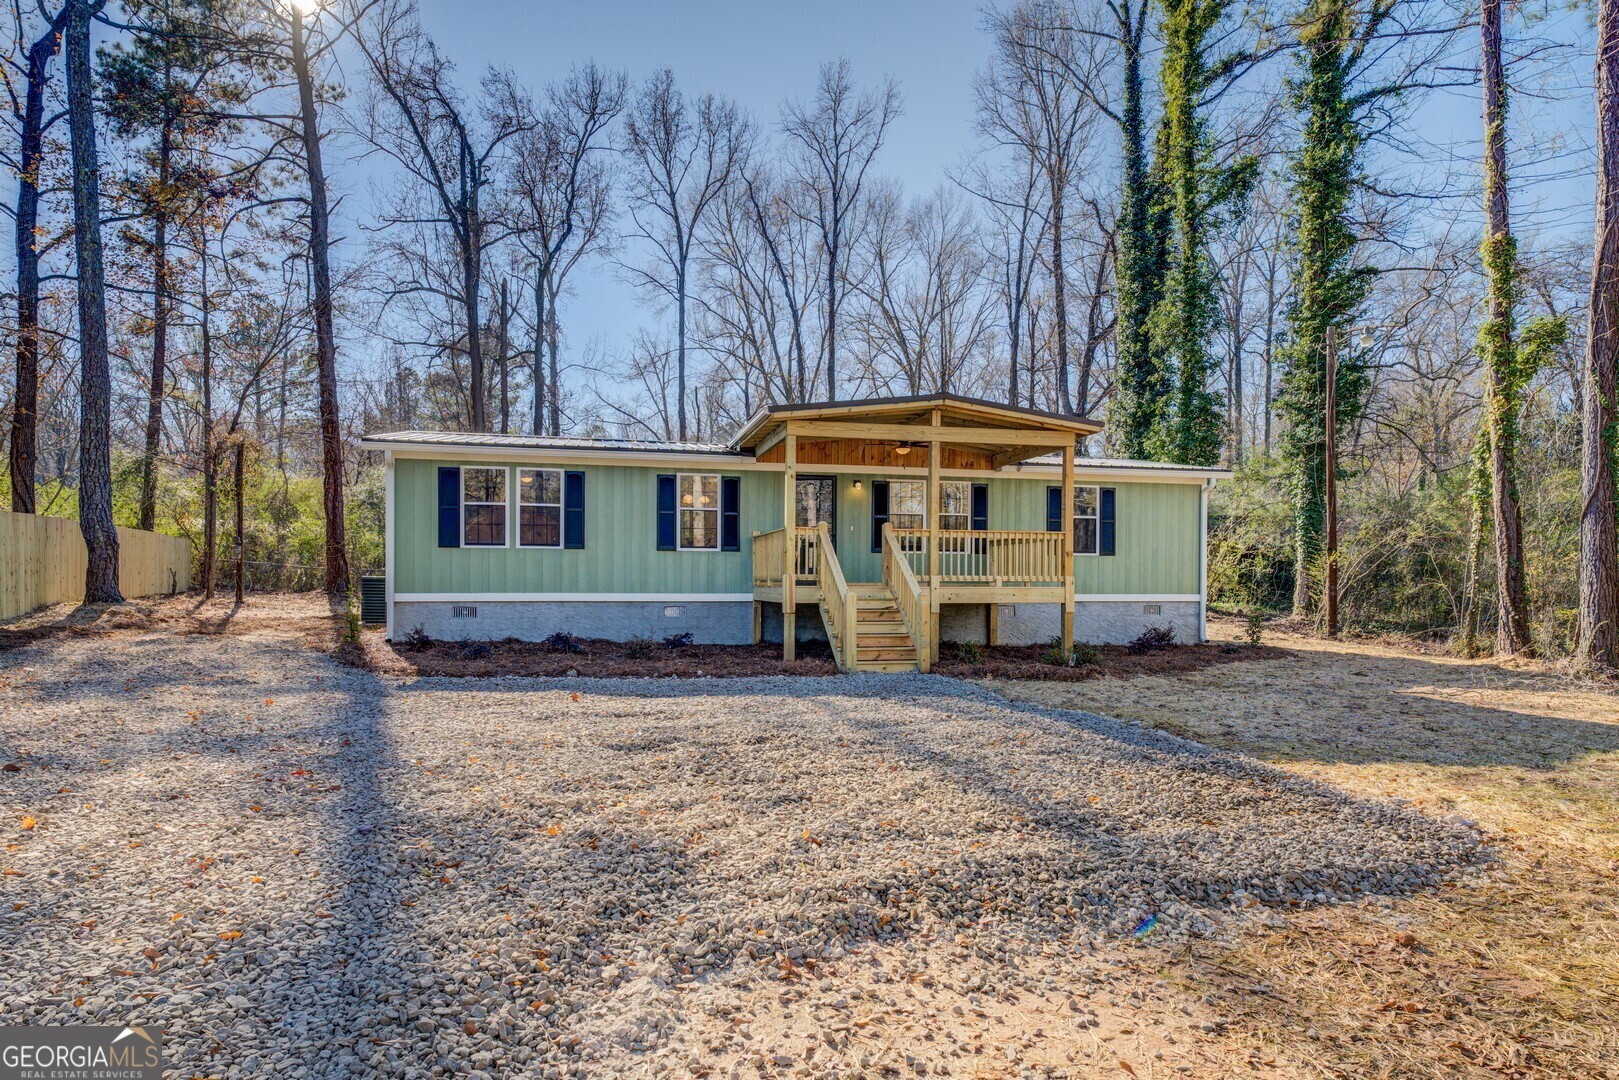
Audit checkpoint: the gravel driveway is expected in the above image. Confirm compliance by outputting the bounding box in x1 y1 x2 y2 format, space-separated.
0 622 1483 1077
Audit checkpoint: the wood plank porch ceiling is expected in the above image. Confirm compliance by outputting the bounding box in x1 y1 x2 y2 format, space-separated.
737 393 1103 471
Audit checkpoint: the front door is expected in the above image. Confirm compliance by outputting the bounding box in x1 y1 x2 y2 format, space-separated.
795 476 837 551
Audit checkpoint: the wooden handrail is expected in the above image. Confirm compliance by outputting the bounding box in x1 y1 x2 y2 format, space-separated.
883 524 931 672
815 521 858 670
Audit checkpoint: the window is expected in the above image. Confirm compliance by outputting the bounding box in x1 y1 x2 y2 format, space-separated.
1073 484 1100 555
938 481 971 531
678 473 720 550
517 468 562 548
462 467 507 546
889 480 926 530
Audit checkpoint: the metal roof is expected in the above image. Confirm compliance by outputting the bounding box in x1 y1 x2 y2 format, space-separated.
359 430 739 455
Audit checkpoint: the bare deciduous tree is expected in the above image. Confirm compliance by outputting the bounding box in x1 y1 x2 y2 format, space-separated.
781 58 900 402
508 63 625 436
621 67 746 441
358 0 533 433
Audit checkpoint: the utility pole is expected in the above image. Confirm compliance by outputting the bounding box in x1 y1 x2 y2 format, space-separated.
1324 324 1339 637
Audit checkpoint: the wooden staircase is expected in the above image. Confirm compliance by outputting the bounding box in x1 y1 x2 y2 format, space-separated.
824 586 920 673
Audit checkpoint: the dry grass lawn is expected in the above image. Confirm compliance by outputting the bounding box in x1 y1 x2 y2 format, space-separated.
997 617 1619 1079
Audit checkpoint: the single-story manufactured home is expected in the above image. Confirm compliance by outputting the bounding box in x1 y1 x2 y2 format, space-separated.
360 394 1228 673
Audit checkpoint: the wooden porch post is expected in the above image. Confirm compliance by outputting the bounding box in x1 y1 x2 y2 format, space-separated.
927 409 942 666
1061 442 1075 654
783 430 797 662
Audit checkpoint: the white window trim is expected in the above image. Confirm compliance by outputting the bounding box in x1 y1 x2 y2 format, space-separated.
1074 483 1100 557
676 472 722 552
888 478 928 531
462 465 510 548
516 467 564 549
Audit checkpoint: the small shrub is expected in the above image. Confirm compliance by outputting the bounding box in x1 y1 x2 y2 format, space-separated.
542 631 583 654
343 601 361 645
954 640 987 665
1243 609 1265 647
661 632 694 650
1042 637 1097 667
624 635 657 660
1127 625 1177 654
458 638 491 660
402 625 433 652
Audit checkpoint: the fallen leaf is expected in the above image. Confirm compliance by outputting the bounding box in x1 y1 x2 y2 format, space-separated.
20 816 36 830
219 931 242 940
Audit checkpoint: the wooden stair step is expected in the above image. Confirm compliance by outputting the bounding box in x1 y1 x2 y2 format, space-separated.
857 648 917 662
857 661 918 673
857 633 915 648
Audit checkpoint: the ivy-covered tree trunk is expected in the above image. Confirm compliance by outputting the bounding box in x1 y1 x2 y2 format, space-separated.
1278 0 1373 615
1146 0 1253 466
1107 0 1171 458
1478 0 1534 654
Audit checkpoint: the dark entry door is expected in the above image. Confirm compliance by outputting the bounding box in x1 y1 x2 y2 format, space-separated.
795 476 837 550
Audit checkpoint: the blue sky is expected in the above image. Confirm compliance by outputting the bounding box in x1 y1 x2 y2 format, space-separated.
391 0 1596 374
408 0 997 368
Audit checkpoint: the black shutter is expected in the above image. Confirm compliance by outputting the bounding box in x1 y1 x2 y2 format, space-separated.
438 467 461 548
1099 487 1116 556
1046 485 1062 532
563 470 586 549
971 483 989 555
656 474 677 550
870 480 890 552
720 475 741 551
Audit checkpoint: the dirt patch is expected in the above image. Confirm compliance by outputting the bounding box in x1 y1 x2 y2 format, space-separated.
357 630 840 678
935 639 1290 681
0 591 346 651
993 614 1619 1079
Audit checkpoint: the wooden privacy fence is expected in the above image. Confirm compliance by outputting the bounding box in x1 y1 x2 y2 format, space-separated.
0 510 193 620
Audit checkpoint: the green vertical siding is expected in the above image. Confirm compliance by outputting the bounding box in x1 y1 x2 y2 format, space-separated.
394 459 776 594
394 457 1203 596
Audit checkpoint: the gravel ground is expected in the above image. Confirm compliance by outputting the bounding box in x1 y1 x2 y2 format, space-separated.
0 622 1486 1077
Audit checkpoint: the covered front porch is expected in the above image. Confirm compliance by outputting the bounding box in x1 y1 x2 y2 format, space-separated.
737 394 1101 673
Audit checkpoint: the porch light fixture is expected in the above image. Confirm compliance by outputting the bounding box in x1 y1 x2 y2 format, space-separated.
852 480 863 491
894 443 912 457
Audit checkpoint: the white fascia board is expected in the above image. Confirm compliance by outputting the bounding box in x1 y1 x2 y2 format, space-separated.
365 443 768 469
1076 593 1203 603
394 593 756 604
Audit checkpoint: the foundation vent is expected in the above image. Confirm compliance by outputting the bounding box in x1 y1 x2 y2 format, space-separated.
452 605 478 618
1142 604 1161 615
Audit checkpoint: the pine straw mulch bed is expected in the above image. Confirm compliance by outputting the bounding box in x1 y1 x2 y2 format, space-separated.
354 633 842 677
935 639 1290 681
350 631 1289 679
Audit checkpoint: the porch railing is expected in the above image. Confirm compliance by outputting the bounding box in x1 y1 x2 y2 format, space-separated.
882 525 931 672
751 526 823 587
890 528 1069 585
